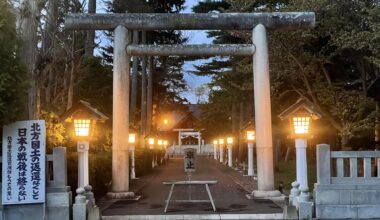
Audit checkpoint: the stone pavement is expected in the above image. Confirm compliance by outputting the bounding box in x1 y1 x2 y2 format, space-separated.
100 156 282 216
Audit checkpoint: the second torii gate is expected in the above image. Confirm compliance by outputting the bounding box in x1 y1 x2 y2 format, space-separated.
65 12 315 198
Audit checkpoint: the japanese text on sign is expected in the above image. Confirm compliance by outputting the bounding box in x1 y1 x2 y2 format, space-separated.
183 148 196 172
2 120 46 205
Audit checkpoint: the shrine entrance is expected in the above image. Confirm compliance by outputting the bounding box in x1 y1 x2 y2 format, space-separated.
65 12 315 198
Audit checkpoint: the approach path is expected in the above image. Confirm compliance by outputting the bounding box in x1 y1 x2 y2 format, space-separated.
100 156 282 215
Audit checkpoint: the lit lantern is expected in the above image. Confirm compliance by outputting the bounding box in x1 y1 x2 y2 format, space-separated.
62 100 108 188
129 133 136 144
148 138 155 146
227 137 233 145
213 140 218 145
163 118 169 125
163 140 168 146
219 138 224 145
158 139 163 150
279 98 322 195
292 116 311 135
74 119 91 137
246 130 255 142
278 98 321 138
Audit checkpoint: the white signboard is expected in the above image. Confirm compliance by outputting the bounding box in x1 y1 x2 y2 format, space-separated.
2 120 46 205
184 148 196 172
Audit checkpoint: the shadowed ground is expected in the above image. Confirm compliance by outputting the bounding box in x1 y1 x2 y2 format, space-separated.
100 156 282 215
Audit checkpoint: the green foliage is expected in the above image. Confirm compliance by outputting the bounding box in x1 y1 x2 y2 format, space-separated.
40 111 66 151
193 0 379 148
0 1 28 125
76 57 113 115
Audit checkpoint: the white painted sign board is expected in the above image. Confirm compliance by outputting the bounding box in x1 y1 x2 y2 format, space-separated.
2 120 46 205
183 148 196 172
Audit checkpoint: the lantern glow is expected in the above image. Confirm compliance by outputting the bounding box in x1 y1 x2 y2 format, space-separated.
213 140 218 145
148 138 155 145
74 119 91 137
163 119 168 125
292 116 311 135
128 133 136 144
227 137 233 144
247 130 255 141
163 140 168 146
219 139 224 145
158 139 163 146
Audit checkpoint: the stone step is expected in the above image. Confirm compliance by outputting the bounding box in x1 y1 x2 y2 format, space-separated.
102 213 283 220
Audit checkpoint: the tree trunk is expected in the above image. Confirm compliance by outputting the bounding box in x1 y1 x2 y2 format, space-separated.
274 139 280 171
231 102 238 161
66 31 77 110
19 0 41 119
284 144 291 162
146 56 153 134
84 0 96 56
42 0 58 56
140 31 147 147
130 30 139 122
67 59 76 110
238 102 244 162
42 0 58 105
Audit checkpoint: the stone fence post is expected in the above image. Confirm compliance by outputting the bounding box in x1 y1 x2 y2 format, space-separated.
46 147 72 220
47 147 68 189
316 144 331 184
73 188 87 220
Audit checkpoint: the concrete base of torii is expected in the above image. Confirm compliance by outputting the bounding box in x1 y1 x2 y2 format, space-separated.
106 192 136 199
251 190 282 198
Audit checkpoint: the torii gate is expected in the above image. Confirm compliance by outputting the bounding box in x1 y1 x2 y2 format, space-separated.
65 12 315 198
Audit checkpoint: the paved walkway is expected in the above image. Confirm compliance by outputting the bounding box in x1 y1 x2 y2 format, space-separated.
100 156 282 216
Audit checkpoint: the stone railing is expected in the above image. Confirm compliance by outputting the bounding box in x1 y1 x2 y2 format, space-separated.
315 144 380 219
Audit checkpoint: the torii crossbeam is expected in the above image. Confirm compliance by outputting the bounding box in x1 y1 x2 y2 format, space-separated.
65 12 315 198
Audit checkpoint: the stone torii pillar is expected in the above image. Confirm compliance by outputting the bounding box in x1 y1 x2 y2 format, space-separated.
107 25 133 197
65 12 315 197
252 24 278 197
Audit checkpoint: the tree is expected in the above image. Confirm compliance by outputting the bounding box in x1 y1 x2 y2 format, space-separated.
18 0 42 119
0 0 29 125
103 0 189 133
192 0 379 149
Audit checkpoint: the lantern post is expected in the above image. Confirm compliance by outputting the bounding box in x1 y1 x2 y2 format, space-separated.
279 98 322 199
213 140 218 160
227 137 233 167
246 130 255 176
129 133 137 179
73 119 91 187
158 139 163 165
219 138 225 163
148 137 155 168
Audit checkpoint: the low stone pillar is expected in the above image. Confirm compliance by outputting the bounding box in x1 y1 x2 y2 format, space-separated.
298 187 310 203
84 185 95 206
298 201 313 219
289 181 300 207
73 188 87 220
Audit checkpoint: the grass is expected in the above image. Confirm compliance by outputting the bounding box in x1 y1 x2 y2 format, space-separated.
274 158 317 193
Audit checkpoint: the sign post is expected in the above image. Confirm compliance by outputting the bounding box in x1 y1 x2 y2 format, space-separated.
2 120 46 205
183 148 196 200
184 148 196 173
